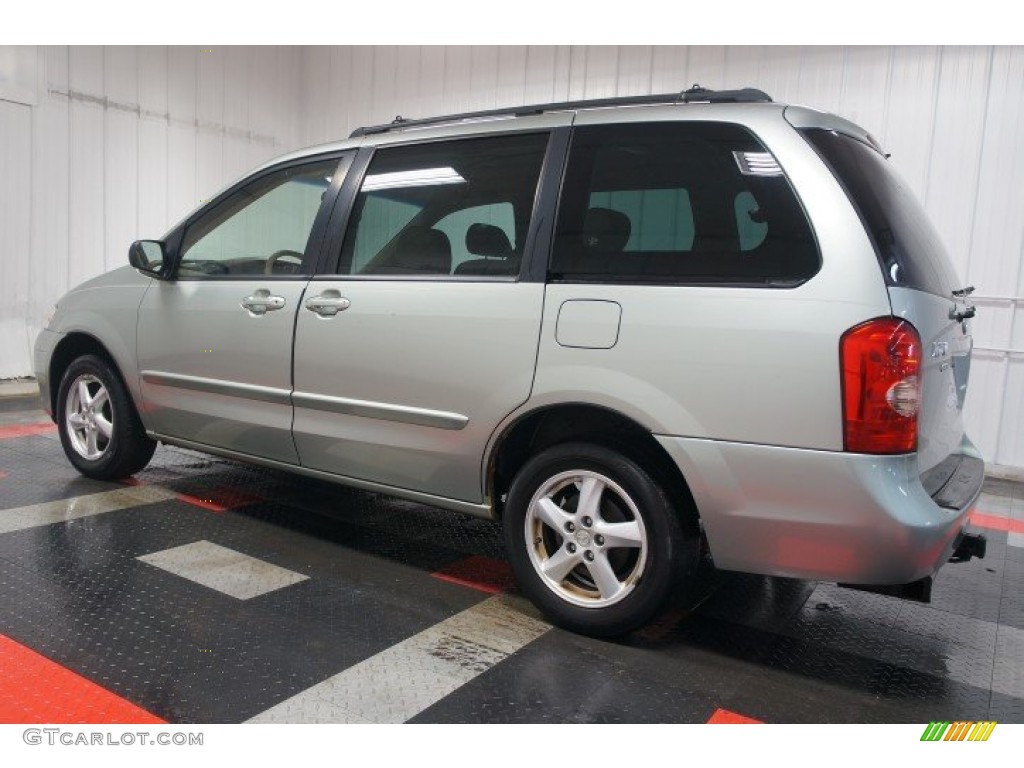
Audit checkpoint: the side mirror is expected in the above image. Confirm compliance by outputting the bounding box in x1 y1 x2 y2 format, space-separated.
129 240 167 278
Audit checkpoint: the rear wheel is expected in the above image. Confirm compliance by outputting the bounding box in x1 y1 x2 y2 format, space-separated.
57 354 156 480
503 442 697 636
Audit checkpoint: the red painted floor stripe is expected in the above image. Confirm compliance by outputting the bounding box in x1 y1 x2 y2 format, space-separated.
0 634 164 724
432 555 517 594
176 493 229 513
0 422 56 440
177 486 265 514
970 511 1024 535
706 707 763 724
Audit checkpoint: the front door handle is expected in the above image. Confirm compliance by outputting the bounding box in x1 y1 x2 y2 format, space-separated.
305 294 351 317
241 289 286 316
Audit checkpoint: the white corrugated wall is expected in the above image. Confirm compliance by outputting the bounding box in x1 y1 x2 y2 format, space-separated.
0 45 304 379
1 45 1022 469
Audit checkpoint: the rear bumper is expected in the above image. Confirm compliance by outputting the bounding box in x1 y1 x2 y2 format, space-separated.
655 435 984 585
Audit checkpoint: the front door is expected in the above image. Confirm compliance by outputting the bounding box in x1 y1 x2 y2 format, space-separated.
137 154 350 463
291 132 555 501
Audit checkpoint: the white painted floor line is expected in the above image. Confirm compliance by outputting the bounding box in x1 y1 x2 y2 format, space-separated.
1008 531 1024 549
246 594 552 723
137 540 308 599
0 485 177 534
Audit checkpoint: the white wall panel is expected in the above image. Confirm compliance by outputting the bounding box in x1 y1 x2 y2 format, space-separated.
752 46 803 104
29 46 70 332
442 46 475 114
884 47 941 197
495 46 527 108
348 47 376 138
523 46 565 104
650 47 689 94
371 45 401 122
392 46 422 123
721 46 762 92
969 48 1024 299
469 46 500 110
68 100 105 289
925 47 991 280
964 356 1007 461
686 46 727 88
137 46 167 116
835 46 891 141
0 101 32 378
103 46 136 104
223 47 249 133
104 110 138 272
581 45 618 99
0 45 302 384
999 361 1024 463
615 46 652 96
137 116 168 236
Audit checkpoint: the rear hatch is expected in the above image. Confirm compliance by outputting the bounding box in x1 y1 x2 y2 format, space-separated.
801 128 977 488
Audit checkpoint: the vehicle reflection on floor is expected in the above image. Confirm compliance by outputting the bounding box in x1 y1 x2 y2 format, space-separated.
0 405 1021 723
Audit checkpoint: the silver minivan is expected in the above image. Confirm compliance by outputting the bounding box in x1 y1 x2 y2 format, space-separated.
34 87 986 636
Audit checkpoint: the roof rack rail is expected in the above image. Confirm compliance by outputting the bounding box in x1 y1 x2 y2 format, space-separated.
348 85 772 138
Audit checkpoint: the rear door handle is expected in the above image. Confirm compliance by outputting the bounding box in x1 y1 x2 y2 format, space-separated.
305 294 351 317
241 290 286 315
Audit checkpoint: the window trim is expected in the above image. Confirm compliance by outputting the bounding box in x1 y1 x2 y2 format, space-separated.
163 151 354 282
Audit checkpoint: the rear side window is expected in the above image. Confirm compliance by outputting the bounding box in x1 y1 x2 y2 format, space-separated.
551 122 819 285
801 128 960 298
339 133 548 278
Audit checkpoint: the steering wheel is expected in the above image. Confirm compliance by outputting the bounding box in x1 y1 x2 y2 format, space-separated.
265 249 305 275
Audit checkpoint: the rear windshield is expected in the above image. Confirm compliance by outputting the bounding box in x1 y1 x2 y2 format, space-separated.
801 128 960 298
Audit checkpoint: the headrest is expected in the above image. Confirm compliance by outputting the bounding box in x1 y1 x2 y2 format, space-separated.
466 223 513 259
387 226 451 273
582 207 632 254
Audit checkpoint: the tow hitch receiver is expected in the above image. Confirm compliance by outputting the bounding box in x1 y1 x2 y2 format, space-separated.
950 531 987 563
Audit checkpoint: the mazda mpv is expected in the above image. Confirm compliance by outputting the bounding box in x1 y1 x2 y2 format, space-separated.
35 86 986 636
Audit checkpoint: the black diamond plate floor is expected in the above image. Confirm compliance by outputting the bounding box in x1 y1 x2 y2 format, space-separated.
1 401 1021 723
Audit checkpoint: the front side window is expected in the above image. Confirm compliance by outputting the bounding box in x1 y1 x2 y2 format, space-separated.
339 133 549 278
179 158 338 278
551 122 819 285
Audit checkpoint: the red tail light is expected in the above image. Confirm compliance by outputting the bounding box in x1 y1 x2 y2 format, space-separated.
840 317 921 454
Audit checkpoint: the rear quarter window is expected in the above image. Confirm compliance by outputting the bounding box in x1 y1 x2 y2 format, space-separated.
551 122 819 286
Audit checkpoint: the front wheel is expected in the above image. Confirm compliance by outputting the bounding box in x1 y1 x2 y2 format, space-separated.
56 354 156 480
503 442 698 637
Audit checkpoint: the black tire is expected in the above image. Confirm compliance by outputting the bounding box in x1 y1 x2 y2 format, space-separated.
503 441 698 637
56 354 156 480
